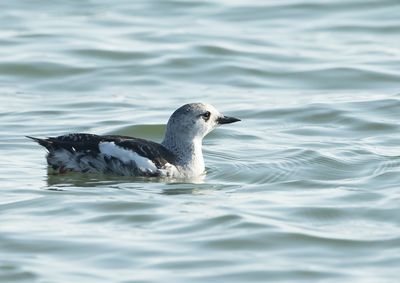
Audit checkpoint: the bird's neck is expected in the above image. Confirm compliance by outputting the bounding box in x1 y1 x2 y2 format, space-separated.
162 134 205 175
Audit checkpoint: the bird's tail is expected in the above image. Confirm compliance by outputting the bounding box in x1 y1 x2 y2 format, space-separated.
26 136 53 150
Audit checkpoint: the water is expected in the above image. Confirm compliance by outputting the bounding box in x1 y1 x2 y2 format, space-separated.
1 0 400 282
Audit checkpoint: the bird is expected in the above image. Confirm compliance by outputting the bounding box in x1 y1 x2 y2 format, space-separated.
27 103 240 178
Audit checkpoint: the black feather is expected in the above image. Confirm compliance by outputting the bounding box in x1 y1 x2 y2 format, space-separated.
27 133 176 170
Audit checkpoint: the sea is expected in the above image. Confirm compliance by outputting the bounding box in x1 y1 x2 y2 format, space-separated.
1 0 399 282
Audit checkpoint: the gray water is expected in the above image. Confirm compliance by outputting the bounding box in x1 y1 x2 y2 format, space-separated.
1 0 400 282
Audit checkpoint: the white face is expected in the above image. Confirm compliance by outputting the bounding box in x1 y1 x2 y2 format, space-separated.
169 103 220 140
166 103 240 141
192 103 222 138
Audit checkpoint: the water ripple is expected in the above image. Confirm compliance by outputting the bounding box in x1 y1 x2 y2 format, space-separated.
2 0 400 282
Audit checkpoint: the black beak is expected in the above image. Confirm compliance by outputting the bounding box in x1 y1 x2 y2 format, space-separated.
217 115 241 125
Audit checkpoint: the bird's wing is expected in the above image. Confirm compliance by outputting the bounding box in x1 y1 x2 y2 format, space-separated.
28 133 175 169
111 138 176 168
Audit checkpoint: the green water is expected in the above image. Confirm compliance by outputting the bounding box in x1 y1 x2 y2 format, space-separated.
1 0 400 282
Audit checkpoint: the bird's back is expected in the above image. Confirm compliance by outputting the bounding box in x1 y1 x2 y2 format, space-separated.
28 133 177 177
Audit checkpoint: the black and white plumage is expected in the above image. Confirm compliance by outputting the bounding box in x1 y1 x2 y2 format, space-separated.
28 103 240 178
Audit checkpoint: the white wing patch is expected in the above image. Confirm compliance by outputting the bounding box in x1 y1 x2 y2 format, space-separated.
99 141 158 173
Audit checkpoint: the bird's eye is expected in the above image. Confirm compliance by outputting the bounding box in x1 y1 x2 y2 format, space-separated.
201 111 211 121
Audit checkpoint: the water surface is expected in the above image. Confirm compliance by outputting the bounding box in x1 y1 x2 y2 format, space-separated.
1 0 400 282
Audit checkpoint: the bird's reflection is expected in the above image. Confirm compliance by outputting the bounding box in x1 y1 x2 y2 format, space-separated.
45 167 205 191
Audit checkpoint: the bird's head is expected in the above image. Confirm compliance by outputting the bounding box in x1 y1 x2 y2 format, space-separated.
165 103 241 142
